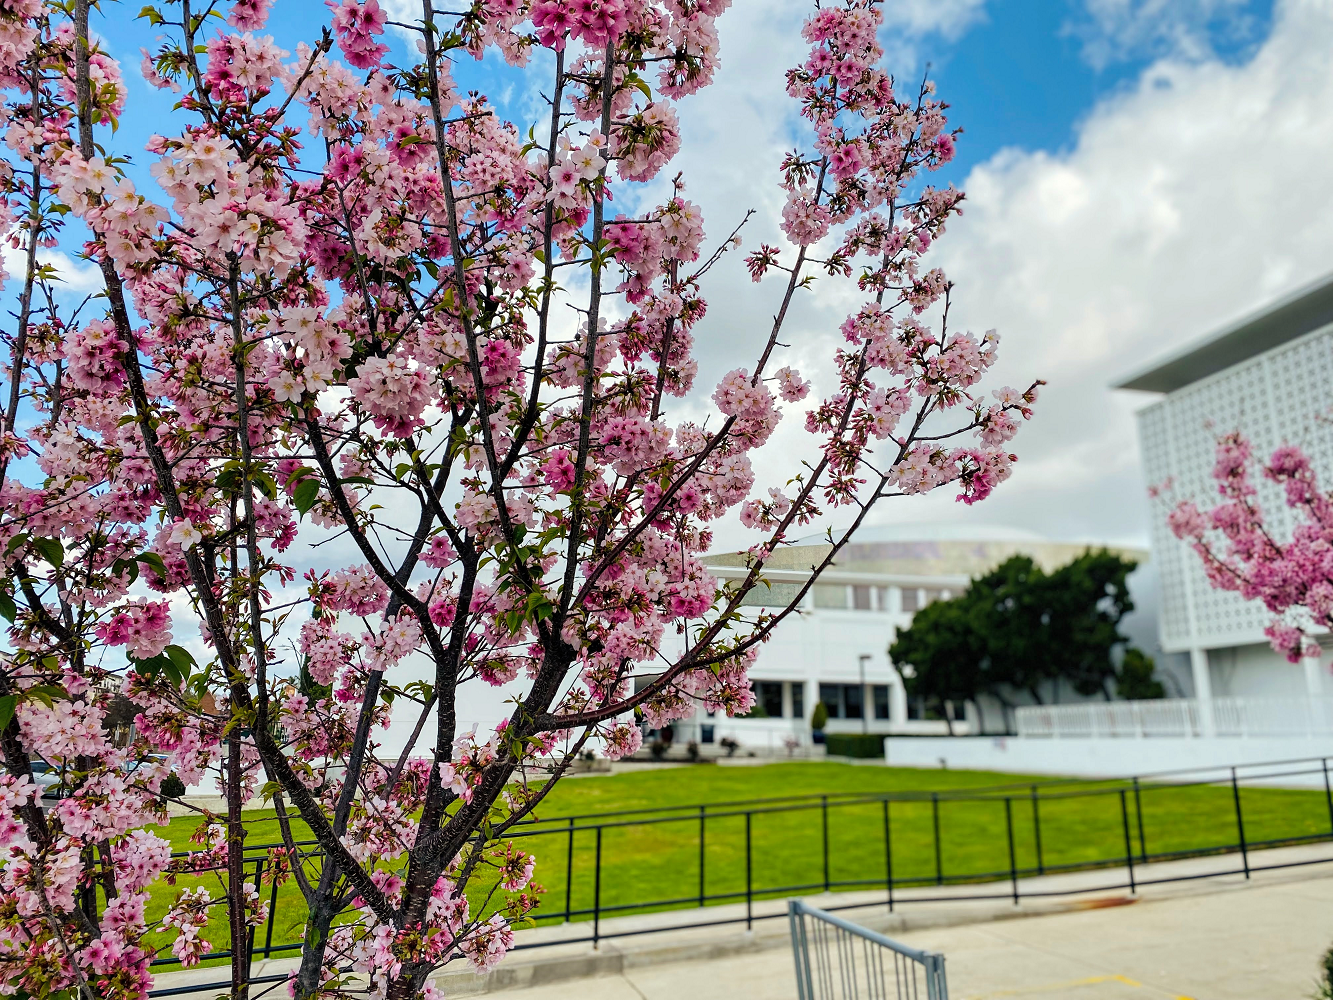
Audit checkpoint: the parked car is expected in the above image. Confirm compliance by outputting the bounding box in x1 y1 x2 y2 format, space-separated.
28 758 64 799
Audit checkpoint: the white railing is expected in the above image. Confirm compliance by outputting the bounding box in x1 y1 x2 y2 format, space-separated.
1016 697 1333 739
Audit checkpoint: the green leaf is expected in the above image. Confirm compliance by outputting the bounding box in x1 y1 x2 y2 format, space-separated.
0 592 15 624
0 695 16 731
285 465 317 488
25 685 68 708
137 552 169 584
32 537 64 567
163 645 196 685
5 533 27 555
293 477 321 517
111 558 140 586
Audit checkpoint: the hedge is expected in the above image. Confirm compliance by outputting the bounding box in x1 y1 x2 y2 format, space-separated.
823 733 885 759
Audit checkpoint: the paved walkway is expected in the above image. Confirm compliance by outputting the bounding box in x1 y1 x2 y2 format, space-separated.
478 851 1333 999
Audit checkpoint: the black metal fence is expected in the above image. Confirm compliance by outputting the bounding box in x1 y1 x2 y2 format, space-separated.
147 755 1333 997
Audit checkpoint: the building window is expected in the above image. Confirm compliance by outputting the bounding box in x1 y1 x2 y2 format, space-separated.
701 724 715 743
852 585 872 611
813 585 848 609
901 588 920 613
752 680 784 718
790 682 804 720
873 685 890 720
924 588 944 606
818 683 866 719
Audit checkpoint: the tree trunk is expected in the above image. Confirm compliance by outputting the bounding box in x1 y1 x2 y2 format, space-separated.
226 733 250 1000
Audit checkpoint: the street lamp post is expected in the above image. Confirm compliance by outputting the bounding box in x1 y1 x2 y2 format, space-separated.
858 654 870 735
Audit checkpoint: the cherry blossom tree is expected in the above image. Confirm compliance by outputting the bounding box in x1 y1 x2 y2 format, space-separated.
0 0 1038 997
1169 433 1333 663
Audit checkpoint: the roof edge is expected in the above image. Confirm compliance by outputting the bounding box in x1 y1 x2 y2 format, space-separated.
1113 272 1333 394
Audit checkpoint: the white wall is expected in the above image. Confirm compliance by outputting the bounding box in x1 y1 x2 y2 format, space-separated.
883 734 1333 786
1207 642 1315 698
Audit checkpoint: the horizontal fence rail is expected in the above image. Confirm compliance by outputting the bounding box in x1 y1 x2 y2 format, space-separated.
790 899 948 1000
1016 696 1333 738
147 755 1333 997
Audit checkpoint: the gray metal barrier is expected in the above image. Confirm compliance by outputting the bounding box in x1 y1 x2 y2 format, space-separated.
789 899 948 1000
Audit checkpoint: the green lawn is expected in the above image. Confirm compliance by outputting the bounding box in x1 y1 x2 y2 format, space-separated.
142 762 1333 971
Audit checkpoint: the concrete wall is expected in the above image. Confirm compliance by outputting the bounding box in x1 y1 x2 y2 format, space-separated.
882 734 1333 786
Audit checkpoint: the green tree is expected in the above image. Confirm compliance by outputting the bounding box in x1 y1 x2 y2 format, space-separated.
889 550 1145 722
1116 647 1166 700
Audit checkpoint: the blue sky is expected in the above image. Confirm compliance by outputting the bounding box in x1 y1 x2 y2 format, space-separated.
907 0 1275 185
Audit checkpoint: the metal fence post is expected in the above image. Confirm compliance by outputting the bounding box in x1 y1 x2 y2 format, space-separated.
932 792 943 886
1030 784 1044 876
788 901 811 1000
1133 776 1148 863
247 857 264 979
1004 797 1018 905
821 794 830 892
1118 789 1135 894
565 816 575 922
927 953 948 1000
745 812 753 930
264 858 278 958
1323 758 1333 838
593 826 602 949
698 804 706 908
882 798 894 912
1230 766 1249 879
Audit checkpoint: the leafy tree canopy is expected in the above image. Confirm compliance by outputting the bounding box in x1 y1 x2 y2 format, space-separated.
890 550 1158 716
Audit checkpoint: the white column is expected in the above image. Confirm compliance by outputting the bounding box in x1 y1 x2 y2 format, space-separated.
886 666 908 725
1191 647 1214 736
1303 653 1325 697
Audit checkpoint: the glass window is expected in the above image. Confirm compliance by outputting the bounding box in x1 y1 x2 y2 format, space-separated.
843 684 864 719
813 585 849 609
852 585 872 611
901 588 920 613
736 581 805 608
819 683 842 718
701 725 715 743
790 682 805 720
756 681 784 718
873 685 890 720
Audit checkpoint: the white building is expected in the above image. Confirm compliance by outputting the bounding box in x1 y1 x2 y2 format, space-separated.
665 524 1148 751
1116 273 1333 714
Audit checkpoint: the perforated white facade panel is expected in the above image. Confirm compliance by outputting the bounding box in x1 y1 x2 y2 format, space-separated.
1139 322 1333 652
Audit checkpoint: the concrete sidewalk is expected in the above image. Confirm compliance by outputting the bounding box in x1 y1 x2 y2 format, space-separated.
151 842 1333 999
481 868 1333 999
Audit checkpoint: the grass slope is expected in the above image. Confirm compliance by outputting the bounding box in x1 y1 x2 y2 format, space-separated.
144 762 1333 971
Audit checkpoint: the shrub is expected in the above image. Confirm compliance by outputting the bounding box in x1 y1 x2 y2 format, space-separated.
160 773 186 799
811 702 829 731
825 734 885 759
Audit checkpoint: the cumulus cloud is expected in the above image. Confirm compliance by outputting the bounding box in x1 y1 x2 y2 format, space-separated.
663 0 1333 556
871 0 1333 546
1 239 104 296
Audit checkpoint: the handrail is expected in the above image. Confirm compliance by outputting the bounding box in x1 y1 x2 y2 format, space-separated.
788 899 935 963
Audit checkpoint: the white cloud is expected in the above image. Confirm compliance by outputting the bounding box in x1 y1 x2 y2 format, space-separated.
2 239 105 296
888 0 1333 545
666 0 1333 554
1068 0 1265 68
